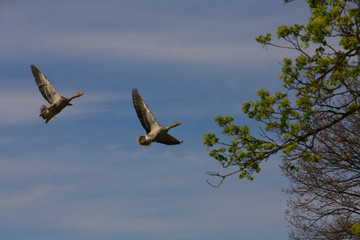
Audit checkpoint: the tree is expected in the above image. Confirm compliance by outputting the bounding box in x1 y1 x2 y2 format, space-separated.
203 0 360 236
283 111 360 239
203 0 359 185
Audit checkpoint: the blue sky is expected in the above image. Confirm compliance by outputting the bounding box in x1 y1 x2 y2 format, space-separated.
0 1 309 239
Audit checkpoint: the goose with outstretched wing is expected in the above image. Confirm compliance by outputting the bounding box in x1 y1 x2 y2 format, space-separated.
31 65 84 123
132 88 182 146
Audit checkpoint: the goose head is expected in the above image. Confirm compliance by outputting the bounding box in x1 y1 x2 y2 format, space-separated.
70 92 84 100
168 122 182 129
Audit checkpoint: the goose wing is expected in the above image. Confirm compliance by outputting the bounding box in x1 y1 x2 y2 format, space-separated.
156 134 182 145
31 65 62 104
132 88 160 133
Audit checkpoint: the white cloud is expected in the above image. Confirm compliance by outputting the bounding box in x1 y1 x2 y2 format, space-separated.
0 147 287 239
0 91 39 125
0 1 300 66
0 31 286 66
0 90 129 125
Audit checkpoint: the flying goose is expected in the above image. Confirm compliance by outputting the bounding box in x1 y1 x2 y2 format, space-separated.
31 65 84 123
132 88 182 146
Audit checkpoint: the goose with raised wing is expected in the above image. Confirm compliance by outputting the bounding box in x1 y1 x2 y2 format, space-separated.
132 88 182 146
31 65 84 123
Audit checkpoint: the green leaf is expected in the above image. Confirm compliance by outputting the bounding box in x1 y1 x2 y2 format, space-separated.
350 224 360 236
